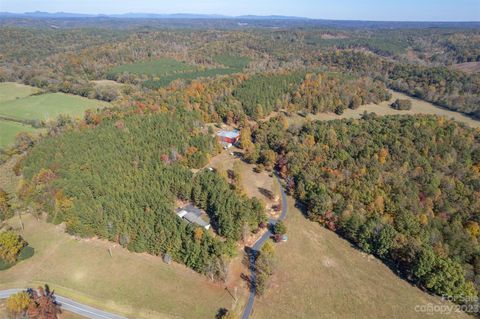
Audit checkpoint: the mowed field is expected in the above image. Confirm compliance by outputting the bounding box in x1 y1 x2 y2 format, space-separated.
0 92 109 121
0 82 40 102
0 83 109 149
251 199 472 319
286 90 480 128
0 214 247 319
0 120 41 150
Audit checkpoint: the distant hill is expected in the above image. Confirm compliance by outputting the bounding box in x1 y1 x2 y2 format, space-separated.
0 12 478 30
0 11 309 20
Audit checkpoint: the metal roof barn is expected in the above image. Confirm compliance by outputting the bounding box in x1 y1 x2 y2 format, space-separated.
217 130 240 144
176 205 211 230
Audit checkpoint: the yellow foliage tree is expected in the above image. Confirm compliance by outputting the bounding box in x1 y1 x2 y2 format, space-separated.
0 188 10 220
0 231 26 263
239 126 253 150
6 291 31 317
378 148 389 164
466 221 480 238
193 228 204 242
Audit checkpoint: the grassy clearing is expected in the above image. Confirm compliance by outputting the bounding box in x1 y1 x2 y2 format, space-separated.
0 120 41 150
208 149 279 210
0 92 109 122
0 82 39 103
108 58 196 77
0 155 21 194
251 199 472 319
286 90 480 128
136 56 249 89
0 214 247 319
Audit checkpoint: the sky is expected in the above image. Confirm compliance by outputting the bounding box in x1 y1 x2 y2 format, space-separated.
1 0 479 21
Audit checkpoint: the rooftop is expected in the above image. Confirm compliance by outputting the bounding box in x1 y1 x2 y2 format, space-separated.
217 129 240 139
176 205 211 230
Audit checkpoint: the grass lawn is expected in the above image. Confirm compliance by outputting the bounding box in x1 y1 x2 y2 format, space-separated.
0 120 41 150
250 199 472 319
0 214 247 319
0 93 109 122
108 58 196 77
0 82 39 103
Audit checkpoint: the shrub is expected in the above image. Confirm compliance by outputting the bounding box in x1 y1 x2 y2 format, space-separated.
391 98 412 110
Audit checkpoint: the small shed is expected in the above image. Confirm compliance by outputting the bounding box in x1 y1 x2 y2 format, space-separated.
163 253 172 265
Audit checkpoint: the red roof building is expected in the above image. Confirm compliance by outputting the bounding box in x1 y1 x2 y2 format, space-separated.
217 130 240 144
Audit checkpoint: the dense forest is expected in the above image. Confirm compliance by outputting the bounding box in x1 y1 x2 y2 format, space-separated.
251 114 480 301
17 110 265 273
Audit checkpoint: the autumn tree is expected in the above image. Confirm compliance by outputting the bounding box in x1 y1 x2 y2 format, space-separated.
6 291 30 319
255 240 276 295
0 187 11 221
0 231 26 263
26 285 62 319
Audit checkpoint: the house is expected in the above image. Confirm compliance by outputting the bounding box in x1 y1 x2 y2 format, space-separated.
217 129 240 144
176 205 211 230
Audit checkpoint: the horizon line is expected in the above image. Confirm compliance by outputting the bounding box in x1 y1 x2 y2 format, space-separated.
0 11 479 23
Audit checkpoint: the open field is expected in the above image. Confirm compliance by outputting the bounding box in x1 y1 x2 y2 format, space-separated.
107 56 250 89
208 148 279 211
0 82 39 103
91 80 124 88
286 90 480 128
108 58 196 77
452 62 480 74
0 92 109 122
0 214 247 319
0 120 41 150
251 199 472 319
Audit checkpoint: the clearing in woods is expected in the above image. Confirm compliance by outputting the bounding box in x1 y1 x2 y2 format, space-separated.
286 90 480 128
250 199 472 319
108 56 250 89
107 58 197 77
0 120 42 150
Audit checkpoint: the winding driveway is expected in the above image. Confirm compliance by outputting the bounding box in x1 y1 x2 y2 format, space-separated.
0 288 127 319
242 174 288 319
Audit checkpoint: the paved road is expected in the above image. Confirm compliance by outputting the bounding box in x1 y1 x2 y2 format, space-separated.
0 288 127 319
242 174 288 319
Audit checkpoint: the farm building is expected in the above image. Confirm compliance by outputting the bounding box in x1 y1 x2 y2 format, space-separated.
217 129 240 144
176 205 211 230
